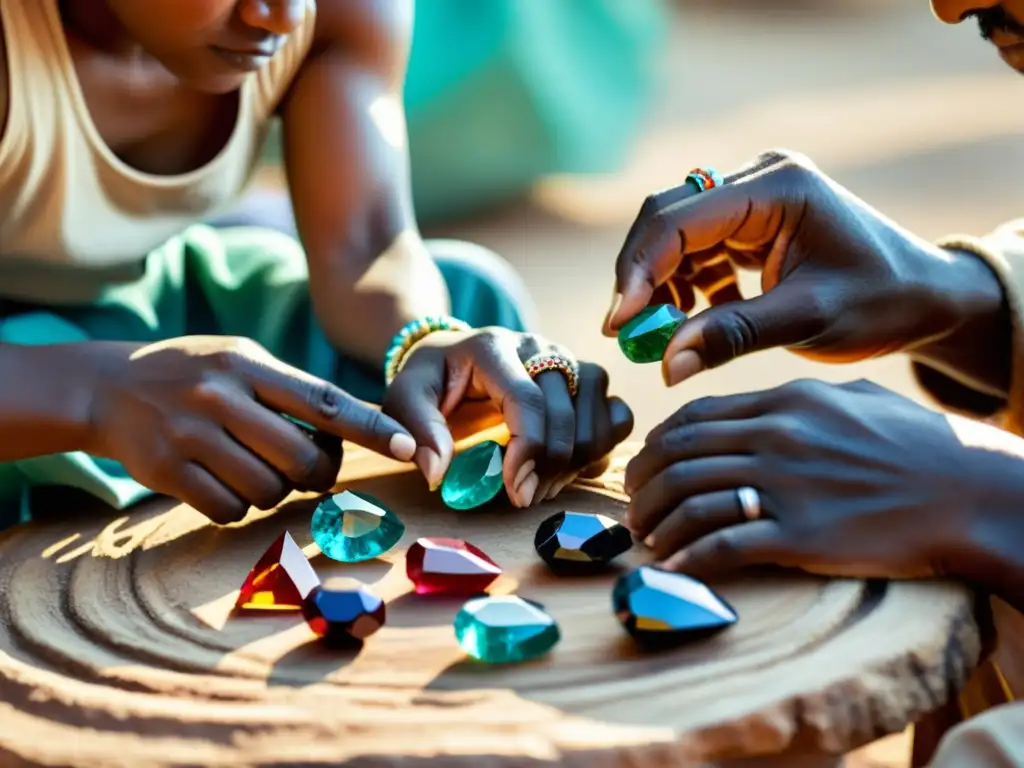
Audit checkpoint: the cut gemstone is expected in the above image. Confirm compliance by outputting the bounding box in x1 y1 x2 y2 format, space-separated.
235 531 320 611
617 304 687 364
453 595 560 663
310 490 405 563
612 566 737 650
534 511 633 573
440 440 505 510
302 577 386 648
406 537 502 595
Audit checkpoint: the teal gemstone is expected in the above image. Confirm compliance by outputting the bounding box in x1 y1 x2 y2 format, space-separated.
617 304 687 364
453 595 560 663
440 440 505 510
310 490 405 563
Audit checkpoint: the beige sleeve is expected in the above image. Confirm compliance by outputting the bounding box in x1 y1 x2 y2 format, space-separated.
930 703 1024 767
912 219 1024 436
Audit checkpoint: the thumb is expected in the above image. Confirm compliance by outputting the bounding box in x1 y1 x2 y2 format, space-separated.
381 351 454 491
661 282 828 386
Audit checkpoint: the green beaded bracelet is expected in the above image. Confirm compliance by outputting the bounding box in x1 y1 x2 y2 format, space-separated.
383 315 472 385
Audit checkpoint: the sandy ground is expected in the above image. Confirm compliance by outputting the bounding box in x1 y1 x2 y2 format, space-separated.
413 3 1024 765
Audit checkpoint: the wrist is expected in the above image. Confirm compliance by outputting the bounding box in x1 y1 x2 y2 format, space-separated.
942 448 1024 612
908 245 1011 397
0 343 107 459
383 315 471 385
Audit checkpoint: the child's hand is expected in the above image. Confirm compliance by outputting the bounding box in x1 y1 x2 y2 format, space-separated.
85 336 416 523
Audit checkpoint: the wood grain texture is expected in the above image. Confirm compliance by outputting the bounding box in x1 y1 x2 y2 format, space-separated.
0 443 980 767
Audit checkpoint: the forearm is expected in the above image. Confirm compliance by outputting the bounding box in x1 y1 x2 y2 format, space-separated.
0 343 97 460
308 229 450 367
908 247 1012 400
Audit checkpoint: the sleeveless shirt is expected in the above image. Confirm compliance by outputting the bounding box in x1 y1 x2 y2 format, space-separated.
0 0 316 304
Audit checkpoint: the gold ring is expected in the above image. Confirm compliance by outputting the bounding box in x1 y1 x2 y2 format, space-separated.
524 352 580 397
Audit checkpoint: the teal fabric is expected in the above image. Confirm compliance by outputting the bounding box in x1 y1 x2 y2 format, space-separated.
0 225 527 528
404 0 667 221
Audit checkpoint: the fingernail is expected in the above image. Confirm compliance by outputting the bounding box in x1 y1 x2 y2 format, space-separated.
390 433 417 462
545 472 578 500
603 292 624 336
416 447 444 490
535 479 554 504
643 534 656 549
663 350 705 387
518 473 539 507
512 460 535 493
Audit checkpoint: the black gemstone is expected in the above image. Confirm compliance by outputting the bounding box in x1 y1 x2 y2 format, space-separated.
301 578 386 649
534 511 633 574
612 566 737 650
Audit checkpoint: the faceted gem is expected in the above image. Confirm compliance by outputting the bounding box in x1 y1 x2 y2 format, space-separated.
235 531 320 611
534 511 633 573
310 490 405 563
617 304 687 364
612 566 737 650
406 537 502 595
302 577 386 648
440 440 505 510
453 595 560 664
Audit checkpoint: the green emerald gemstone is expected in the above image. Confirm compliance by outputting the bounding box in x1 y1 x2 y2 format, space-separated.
617 304 687 364
310 490 405 563
453 595 561 663
440 440 505 510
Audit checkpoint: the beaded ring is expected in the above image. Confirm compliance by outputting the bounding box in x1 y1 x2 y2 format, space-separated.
685 167 725 193
384 315 472 385
524 352 580 398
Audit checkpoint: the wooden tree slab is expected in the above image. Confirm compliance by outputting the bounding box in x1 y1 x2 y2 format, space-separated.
0 443 980 767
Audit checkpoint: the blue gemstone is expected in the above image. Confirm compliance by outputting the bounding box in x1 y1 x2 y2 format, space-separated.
612 566 737 650
310 490 405 563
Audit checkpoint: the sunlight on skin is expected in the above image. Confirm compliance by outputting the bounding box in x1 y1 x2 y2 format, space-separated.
368 93 407 151
947 412 1024 457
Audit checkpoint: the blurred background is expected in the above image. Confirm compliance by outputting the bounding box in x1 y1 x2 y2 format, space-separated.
253 4 1024 762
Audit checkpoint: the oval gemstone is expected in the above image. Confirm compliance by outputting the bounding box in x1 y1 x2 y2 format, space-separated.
440 440 505 510
311 490 405 563
302 577 386 648
406 537 502 595
617 304 687 364
534 511 633 574
612 566 737 650
453 595 560 663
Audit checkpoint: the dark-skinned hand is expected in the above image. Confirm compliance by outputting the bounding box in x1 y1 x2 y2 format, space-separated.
624 378 1024 583
85 336 417 524
603 150 1007 395
382 327 634 507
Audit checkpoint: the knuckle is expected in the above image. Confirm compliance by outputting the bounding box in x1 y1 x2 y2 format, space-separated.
190 378 233 410
507 380 546 416
659 425 696 455
704 310 762 367
707 528 743 563
678 497 706 523
251 476 288 511
679 396 716 424
210 498 249 524
164 418 205 452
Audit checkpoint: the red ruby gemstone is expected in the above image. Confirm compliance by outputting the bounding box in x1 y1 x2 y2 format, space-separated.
406 537 502 595
235 531 321 611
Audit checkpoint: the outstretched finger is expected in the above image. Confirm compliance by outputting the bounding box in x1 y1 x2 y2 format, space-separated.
245 358 417 462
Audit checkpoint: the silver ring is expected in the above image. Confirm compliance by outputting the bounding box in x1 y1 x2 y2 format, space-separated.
736 486 761 520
